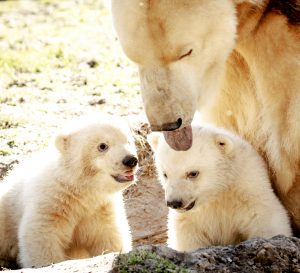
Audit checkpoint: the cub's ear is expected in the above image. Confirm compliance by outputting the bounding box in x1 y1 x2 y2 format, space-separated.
147 132 161 152
55 134 71 154
214 134 233 154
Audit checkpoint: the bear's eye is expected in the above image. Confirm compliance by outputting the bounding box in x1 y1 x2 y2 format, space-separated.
97 143 109 152
163 172 168 179
179 49 193 60
187 171 199 179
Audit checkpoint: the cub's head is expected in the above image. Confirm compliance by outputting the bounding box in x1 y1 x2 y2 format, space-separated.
112 0 237 150
148 125 238 212
55 115 138 193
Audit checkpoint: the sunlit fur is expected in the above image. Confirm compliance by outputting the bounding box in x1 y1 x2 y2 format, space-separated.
149 125 292 251
0 115 136 268
111 0 300 233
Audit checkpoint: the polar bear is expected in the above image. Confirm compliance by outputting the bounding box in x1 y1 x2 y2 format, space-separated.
0 115 138 268
148 125 292 252
111 0 300 235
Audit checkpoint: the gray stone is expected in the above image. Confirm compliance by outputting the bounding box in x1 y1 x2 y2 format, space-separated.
2 236 299 273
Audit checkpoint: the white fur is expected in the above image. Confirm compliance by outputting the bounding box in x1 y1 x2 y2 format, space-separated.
111 0 300 232
149 125 292 252
0 115 136 268
111 0 237 128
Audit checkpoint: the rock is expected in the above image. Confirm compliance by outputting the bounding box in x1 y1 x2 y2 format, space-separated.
56 98 67 104
113 235 300 273
87 59 98 68
88 97 106 106
2 236 299 272
18 97 25 103
1 253 117 273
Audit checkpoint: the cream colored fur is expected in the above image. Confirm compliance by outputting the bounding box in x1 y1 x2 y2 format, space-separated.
0 115 136 268
149 125 292 252
111 0 300 233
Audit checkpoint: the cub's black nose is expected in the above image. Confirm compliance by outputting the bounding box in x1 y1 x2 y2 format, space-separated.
167 200 183 209
122 155 138 168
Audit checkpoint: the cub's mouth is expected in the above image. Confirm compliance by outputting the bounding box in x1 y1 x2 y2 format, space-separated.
112 170 134 183
184 200 196 211
171 199 196 213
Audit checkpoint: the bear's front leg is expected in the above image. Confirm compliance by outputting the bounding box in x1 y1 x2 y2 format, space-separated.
18 212 73 268
90 226 130 256
65 247 91 260
168 226 210 252
79 202 132 256
85 217 130 256
168 212 210 252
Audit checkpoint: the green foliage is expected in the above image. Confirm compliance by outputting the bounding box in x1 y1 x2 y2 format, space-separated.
0 118 19 130
0 0 141 165
115 250 190 273
0 46 76 75
7 140 16 148
0 150 10 156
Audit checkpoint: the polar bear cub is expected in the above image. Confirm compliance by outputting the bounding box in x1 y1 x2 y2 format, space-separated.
0 115 138 268
149 125 292 252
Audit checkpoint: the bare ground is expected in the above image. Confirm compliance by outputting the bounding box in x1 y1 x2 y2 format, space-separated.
0 0 167 269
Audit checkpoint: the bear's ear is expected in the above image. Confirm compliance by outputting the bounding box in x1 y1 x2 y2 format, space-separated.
55 133 71 154
147 132 161 152
214 134 233 154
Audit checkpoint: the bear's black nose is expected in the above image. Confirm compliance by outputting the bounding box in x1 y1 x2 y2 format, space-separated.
167 200 183 209
122 155 138 168
151 118 182 131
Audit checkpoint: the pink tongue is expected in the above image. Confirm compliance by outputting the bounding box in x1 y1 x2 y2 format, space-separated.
124 171 134 180
163 125 193 151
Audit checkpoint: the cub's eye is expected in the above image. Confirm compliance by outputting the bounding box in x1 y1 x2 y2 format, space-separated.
163 172 168 179
187 171 199 179
179 49 193 60
97 143 109 152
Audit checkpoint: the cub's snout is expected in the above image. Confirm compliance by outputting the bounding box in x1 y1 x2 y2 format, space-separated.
122 155 138 168
167 199 196 211
167 200 183 209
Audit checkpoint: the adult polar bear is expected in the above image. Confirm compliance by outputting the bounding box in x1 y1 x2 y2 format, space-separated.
111 0 300 233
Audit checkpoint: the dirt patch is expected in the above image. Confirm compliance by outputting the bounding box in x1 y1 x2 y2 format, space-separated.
125 178 168 246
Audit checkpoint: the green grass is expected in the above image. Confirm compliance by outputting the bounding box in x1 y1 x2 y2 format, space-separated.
115 250 190 273
0 0 142 165
0 118 19 130
0 150 10 156
0 45 77 75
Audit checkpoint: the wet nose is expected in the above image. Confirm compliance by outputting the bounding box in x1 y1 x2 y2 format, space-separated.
151 118 182 131
122 155 138 168
167 200 183 209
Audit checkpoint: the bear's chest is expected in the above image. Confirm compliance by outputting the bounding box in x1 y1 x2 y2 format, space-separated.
71 203 116 246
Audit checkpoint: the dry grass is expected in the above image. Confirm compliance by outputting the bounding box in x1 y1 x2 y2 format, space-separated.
132 123 157 180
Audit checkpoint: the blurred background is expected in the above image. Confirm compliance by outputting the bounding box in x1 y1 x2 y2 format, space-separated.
0 0 143 164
